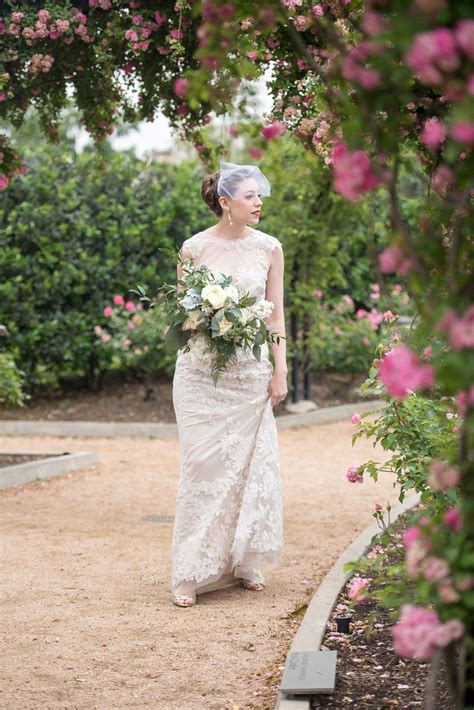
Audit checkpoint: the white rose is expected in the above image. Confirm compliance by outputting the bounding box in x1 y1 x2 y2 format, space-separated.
201 284 226 309
224 285 239 302
218 317 233 336
253 299 274 319
183 309 201 330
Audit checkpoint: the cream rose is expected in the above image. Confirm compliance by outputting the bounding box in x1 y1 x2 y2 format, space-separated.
224 285 239 302
201 284 226 309
218 317 233 336
183 309 201 330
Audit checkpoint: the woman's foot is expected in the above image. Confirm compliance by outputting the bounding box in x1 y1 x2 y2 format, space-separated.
172 581 197 607
240 578 265 591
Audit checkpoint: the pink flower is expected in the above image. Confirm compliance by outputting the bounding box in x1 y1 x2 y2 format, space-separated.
444 506 462 533
402 526 421 550
0 175 9 190
378 244 413 276
173 78 188 98
127 321 136 330
437 580 460 604
450 121 474 145
420 117 446 149
334 326 343 335
331 142 379 202
247 147 263 160
93 325 102 335
434 619 464 647
422 346 432 360
122 338 132 348
125 29 138 42
378 345 434 398
341 294 354 308
374 503 383 512
154 11 167 25
367 308 383 330
101 333 111 343
261 121 287 140
439 306 474 350
383 310 396 323
455 20 474 61
432 164 454 196
113 294 124 305
422 555 449 582
124 301 135 312
392 605 440 659
351 413 361 424
348 576 371 604
313 289 323 298
428 460 460 491
346 466 363 483
103 306 113 317
356 308 367 318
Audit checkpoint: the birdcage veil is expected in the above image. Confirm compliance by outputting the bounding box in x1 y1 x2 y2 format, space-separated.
216 161 271 199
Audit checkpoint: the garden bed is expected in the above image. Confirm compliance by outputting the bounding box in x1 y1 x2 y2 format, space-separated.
311 509 453 709
0 371 368 422
0 453 58 468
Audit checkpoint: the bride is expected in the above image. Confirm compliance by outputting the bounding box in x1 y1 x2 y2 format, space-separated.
171 161 288 607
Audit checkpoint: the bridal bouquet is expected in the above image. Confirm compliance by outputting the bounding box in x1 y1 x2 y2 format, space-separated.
145 259 281 383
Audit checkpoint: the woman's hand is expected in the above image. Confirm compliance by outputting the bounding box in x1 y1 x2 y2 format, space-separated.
268 371 288 407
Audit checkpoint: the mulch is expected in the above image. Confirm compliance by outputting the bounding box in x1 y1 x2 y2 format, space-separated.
0 371 368 422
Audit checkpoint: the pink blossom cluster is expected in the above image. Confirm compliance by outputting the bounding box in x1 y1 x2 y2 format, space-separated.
89 0 112 8
346 466 363 483
348 575 371 603
370 282 380 301
392 605 464 659
331 142 379 202
427 460 460 491
377 345 434 398
103 296 136 317
405 22 474 96
341 41 381 90
378 244 413 276
438 305 474 351
29 54 55 75
261 121 287 140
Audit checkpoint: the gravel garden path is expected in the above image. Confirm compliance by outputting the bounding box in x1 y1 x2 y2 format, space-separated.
0 420 399 709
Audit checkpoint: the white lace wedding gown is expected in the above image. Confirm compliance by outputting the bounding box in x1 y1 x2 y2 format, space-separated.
171 229 284 597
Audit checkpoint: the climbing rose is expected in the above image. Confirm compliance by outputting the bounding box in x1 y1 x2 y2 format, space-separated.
173 78 188 98
103 306 113 317
348 576 371 603
125 301 135 312
261 121 287 140
427 460 460 491
420 117 446 149
450 121 474 145
438 306 474 350
331 143 379 202
392 605 464 660
377 345 434 398
113 294 124 305
444 506 463 533
378 244 413 276
402 527 420 550
346 466 363 483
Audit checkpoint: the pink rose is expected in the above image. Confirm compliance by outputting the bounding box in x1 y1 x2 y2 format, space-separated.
331 142 379 202
103 306 113 317
437 580 460 604
124 301 135 312
444 506 462 533
351 413 361 424
0 174 9 190
173 78 188 98
422 555 449 582
455 20 474 61
428 460 460 491
378 244 413 276
261 121 287 140
434 619 464 647
348 576 371 604
377 345 435 398
113 294 124 305
420 117 446 149
346 466 363 483
450 121 474 145
392 605 440 659
101 333 111 343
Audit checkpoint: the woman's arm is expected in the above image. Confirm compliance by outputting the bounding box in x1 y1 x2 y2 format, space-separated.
265 245 288 406
177 244 193 281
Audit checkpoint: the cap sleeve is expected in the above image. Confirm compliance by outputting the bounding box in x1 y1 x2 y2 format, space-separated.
180 235 201 260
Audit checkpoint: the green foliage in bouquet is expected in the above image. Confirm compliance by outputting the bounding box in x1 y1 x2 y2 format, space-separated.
134 258 282 384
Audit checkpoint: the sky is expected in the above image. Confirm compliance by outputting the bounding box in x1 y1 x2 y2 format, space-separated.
74 70 274 157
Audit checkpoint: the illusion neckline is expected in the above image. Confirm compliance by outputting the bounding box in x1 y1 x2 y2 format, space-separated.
199 228 260 243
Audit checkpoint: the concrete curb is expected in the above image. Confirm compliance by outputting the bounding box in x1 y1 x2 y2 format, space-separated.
0 400 384 439
0 451 99 490
275 493 421 710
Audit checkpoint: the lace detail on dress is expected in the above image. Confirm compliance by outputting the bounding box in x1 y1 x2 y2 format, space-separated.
171 227 284 595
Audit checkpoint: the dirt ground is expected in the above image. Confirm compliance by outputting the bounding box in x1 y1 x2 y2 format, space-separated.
0 419 399 709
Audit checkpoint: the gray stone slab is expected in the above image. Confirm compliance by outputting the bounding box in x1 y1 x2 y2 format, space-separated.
0 451 99 489
0 400 384 439
280 651 337 694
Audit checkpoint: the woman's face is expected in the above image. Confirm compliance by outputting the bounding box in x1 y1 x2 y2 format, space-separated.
220 177 263 224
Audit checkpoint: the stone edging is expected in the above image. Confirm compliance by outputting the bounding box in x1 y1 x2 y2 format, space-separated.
0 451 99 490
0 399 384 439
274 492 421 710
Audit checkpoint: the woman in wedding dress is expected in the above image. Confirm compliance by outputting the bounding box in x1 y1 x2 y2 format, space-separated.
171 161 287 607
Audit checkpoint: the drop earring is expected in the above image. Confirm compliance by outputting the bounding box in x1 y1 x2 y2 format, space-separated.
227 209 233 226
